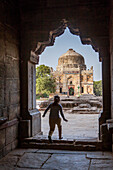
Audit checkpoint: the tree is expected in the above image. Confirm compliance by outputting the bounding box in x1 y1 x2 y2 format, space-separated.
93 80 102 96
36 65 56 97
36 64 50 78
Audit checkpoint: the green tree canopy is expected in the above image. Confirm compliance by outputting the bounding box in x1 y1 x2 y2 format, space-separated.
36 65 56 97
36 64 50 78
93 80 102 96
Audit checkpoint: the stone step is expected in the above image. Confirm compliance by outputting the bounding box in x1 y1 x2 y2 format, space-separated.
23 138 74 144
21 138 103 151
21 142 97 151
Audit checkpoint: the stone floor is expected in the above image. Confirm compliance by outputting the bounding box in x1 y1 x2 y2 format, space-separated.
41 112 99 140
0 148 113 170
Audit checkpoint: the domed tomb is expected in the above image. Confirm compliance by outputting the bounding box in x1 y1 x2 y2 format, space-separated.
57 49 86 72
53 49 93 96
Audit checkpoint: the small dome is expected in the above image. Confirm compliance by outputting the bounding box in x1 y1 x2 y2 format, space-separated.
58 49 85 65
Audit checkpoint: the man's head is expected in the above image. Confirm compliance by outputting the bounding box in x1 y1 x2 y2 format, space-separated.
54 95 60 103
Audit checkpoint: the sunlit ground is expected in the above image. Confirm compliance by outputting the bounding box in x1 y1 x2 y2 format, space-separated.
39 110 99 140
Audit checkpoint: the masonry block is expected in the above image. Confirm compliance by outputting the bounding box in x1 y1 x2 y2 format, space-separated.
19 120 31 139
10 91 20 105
4 92 10 106
11 139 18 150
0 108 2 117
29 109 41 136
3 143 12 156
13 61 19 78
0 39 5 63
8 104 20 120
0 129 5 150
100 123 112 151
0 63 5 78
5 63 13 78
6 41 19 59
0 55 4 64
6 126 14 145
6 79 13 92
6 124 18 145
2 107 8 118
6 79 20 92
0 78 4 90
0 149 3 159
5 29 19 46
0 89 4 106
13 124 18 140
13 79 20 91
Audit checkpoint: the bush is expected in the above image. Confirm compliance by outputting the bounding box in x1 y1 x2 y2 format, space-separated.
93 80 102 96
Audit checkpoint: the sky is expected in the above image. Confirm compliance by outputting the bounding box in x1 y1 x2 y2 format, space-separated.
38 28 102 81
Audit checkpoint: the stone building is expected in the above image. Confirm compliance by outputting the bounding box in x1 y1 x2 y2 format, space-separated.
53 49 93 96
0 0 113 159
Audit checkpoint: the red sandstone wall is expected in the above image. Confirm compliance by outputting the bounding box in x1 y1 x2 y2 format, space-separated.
0 1 20 158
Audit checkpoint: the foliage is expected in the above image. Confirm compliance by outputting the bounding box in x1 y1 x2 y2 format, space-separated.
93 80 102 96
36 65 56 97
36 64 50 78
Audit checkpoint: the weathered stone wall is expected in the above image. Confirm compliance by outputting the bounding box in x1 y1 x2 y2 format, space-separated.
0 1 20 158
110 0 113 151
110 1 113 119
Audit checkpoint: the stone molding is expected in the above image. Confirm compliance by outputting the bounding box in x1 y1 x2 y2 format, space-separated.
0 118 19 130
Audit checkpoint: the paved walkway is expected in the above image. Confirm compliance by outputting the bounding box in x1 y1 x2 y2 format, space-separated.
41 112 99 140
0 148 113 169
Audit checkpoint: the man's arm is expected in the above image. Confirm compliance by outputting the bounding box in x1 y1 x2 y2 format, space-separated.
59 105 68 122
42 104 51 117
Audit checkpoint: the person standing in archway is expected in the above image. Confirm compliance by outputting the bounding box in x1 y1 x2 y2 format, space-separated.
42 95 68 143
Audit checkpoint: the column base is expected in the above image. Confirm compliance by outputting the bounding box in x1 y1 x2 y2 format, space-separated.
28 109 41 136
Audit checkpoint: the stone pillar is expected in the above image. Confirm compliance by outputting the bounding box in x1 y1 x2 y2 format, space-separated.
28 61 37 110
20 48 41 139
28 59 41 136
99 46 112 149
100 48 111 123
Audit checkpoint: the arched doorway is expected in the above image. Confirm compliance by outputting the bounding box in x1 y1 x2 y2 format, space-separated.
81 87 84 93
69 87 74 95
60 87 62 93
36 22 102 140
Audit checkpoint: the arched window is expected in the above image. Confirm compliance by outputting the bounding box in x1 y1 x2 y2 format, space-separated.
70 81 72 85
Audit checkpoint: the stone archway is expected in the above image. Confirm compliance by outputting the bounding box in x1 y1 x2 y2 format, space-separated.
32 19 111 145
33 19 107 132
20 16 111 149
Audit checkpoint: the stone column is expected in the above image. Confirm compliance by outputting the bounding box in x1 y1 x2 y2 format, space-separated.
99 45 112 150
20 48 41 139
100 47 111 123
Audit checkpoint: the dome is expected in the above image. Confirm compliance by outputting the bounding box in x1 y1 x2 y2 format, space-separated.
58 49 85 65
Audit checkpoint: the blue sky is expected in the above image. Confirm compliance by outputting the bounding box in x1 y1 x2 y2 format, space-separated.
38 28 102 81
